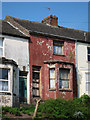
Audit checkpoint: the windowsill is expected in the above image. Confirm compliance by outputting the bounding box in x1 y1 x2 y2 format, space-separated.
53 53 65 57
0 91 11 95
87 61 90 63
49 89 56 91
59 89 72 92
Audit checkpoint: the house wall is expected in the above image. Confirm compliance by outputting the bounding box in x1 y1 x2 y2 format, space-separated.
0 34 30 104
29 34 76 101
76 42 90 97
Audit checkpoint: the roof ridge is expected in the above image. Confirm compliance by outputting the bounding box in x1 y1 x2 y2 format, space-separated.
5 15 89 33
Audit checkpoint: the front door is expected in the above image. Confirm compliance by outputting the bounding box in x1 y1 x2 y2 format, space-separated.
32 66 41 98
19 72 27 104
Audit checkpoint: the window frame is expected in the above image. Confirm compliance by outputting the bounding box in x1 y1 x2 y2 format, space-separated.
59 68 70 90
0 37 4 57
49 68 56 90
53 40 64 55
85 72 90 94
0 68 10 92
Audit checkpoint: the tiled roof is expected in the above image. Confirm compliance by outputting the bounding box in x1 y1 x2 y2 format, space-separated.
4 16 90 42
0 20 29 39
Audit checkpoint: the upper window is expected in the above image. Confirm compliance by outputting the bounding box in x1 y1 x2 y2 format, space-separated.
87 47 90 61
59 69 70 89
49 68 55 89
53 41 64 55
0 68 9 91
0 38 3 56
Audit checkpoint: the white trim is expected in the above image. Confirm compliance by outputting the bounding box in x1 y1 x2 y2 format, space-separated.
7 21 28 36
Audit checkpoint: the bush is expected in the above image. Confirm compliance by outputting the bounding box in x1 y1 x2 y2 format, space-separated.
20 104 35 115
36 94 90 119
2 104 35 117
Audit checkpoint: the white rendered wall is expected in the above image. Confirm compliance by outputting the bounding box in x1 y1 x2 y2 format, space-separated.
0 34 30 104
76 42 90 97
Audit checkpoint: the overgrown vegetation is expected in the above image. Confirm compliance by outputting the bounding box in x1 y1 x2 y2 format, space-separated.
2 104 35 118
36 94 90 120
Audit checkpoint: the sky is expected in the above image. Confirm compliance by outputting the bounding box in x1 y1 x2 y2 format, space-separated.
1 2 89 31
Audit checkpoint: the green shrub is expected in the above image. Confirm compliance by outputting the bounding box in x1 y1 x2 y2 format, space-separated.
8 107 21 116
20 104 35 114
37 94 90 119
2 104 35 117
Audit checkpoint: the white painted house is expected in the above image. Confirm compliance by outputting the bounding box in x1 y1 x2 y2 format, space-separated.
76 33 90 97
0 20 30 106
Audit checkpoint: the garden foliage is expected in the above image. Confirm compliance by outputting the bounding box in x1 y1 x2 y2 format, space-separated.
36 94 90 120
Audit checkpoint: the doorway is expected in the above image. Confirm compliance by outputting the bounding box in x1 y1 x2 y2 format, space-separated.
32 66 41 98
19 71 27 104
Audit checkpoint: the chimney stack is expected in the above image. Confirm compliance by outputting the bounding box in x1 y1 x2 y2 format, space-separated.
42 15 58 26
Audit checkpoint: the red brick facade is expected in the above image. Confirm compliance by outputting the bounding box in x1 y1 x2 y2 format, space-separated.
29 34 77 102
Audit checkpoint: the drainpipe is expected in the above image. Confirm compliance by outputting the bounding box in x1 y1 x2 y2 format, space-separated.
75 40 79 97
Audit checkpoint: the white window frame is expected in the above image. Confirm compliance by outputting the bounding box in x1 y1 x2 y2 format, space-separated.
86 72 90 94
0 68 10 92
0 37 4 57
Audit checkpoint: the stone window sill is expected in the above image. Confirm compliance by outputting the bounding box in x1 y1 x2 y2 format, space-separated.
49 89 56 91
59 89 72 92
53 54 65 57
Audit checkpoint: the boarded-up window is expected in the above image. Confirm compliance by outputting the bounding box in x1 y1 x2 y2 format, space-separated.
59 69 70 89
49 68 55 89
86 73 90 95
53 41 64 55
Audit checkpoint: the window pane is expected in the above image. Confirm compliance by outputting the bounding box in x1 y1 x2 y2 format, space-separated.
50 79 55 89
86 82 90 92
88 55 90 61
0 81 2 91
53 45 62 55
0 81 8 91
0 39 3 47
86 73 90 82
50 69 55 78
88 48 90 54
60 69 69 79
59 80 69 89
0 69 8 79
58 46 62 55
0 48 3 56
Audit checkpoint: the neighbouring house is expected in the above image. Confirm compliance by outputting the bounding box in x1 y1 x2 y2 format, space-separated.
4 15 90 103
75 33 90 97
0 20 30 106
